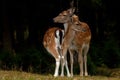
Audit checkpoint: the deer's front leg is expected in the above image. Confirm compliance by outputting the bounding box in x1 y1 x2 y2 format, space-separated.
64 55 71 77
60 55 65 77
78 50 84 76
69 49 74 77
60 47 69 77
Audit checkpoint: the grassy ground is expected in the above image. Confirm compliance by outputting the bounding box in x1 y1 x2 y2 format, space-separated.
0 70 119 80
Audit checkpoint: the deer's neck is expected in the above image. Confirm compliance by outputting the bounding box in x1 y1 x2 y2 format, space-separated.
63 22 76 45
63 21 73 32
63 23 68 33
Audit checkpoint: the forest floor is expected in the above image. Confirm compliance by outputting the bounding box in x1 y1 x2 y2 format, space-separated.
0 68 120 80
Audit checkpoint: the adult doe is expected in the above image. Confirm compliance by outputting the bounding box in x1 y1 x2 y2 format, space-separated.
43 27 70 77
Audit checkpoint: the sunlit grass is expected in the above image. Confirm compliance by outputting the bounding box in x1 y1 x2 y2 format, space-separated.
0 70 119 80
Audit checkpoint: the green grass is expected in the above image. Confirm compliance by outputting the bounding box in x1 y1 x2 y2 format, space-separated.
0 70 119 80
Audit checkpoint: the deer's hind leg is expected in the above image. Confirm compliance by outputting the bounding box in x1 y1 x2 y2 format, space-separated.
83 44 90 76
48 48 61 77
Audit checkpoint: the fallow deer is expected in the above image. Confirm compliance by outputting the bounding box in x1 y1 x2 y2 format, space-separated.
43 27 71 77
53 8 91 77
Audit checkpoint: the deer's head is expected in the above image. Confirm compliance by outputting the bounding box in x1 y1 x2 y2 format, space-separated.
53 8 75 23
71 14 80 25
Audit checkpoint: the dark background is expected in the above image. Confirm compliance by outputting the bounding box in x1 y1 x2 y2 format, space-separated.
1 0 120 75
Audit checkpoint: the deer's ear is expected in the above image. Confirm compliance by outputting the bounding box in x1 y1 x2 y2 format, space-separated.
67 7 76 15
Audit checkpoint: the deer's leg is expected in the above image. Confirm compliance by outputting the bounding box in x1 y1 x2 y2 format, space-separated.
78 49 83 76
69 49 74 77
60 56 65 77
54 56 60 77
64 54 71 77
61 54 70 77
83 45 89 76
49 48 60 77
60 47 68 77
